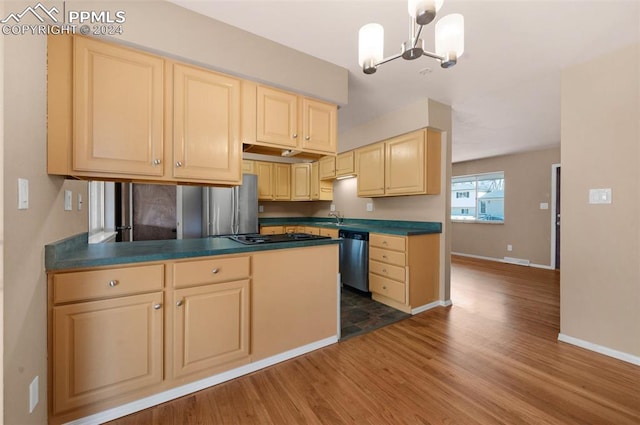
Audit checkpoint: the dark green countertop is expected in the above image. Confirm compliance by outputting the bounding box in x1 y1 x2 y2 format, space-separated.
259 217 442 236
45 233 341 272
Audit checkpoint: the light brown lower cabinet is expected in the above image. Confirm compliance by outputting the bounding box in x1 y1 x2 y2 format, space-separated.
48 246 339 425
368 233 440 313
172 280 250 380
52 292 164 416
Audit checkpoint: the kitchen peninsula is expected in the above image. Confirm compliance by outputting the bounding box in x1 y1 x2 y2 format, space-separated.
45 234 340 425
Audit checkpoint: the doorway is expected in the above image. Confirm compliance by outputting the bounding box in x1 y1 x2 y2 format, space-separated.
551 164 561 269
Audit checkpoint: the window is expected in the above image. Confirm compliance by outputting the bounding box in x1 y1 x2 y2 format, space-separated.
88 181 116 243
451 172 504 222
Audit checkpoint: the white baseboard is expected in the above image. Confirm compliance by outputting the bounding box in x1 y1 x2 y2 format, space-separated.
65 336 339 425
557 333 640 366
411 299 452 315
452 252 554 270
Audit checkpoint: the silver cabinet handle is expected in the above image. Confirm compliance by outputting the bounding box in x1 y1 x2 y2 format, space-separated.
153 303 162 310
176 300 183 307
382 255 388 259
212 268 219 274
382 286 387 290
176 161 183 167
382 241 388 245
108 280 118 287
292 133 298 138
382 269 387 273
153 159 161 165
305 136 310 140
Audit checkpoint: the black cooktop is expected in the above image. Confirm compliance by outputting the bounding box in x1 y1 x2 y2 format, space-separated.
228 233 331 245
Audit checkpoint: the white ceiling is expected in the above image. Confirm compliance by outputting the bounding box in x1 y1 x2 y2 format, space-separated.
168 0 640 162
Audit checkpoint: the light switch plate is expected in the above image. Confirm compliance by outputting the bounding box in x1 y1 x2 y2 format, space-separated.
64 190 72 211
540 202 549 210
258 205 264 213
589 188 612 204
18 178 29 210
366 202 374 212
330 204 336 212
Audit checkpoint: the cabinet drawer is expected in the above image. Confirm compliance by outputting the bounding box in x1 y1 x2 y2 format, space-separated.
370 233 406 251
369 247 405 267
369 260 405 283
53 264 164 304
173 256 250 288
369 274 406 304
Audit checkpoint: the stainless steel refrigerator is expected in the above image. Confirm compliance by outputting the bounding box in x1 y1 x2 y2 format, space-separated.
201 174 259 236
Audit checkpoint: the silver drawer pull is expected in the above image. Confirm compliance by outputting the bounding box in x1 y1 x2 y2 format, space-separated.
153 159 161 165
382 255 388 259
382 269 387 273
153 303 162 310
382 241 388 245
108 280 119 287
176 300 183 307
212 268 220 274
176 161 183 167
305 136 310 140
382 285 387 290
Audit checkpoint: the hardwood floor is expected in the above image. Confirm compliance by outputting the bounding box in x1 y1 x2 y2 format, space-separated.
108 256 640 424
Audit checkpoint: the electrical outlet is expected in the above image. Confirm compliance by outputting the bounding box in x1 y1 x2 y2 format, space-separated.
330 204 336 212
258 205 264 213
507 244 513 252
366 203 374 212
29 376 39 413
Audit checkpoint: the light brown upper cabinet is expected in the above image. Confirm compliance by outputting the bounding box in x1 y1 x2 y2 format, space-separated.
311 162 333 201
48 35 242 185
356 129 441 197
336 151 355 177
319 156 337 180
291 163 312 201
301 98 337 154
256 86 299 149
255 161 291 201
71 36 165 177
172 63 241 183
355 142 385 197
243 82 337 158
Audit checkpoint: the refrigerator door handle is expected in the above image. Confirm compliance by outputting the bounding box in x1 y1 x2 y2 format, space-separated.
233 186 240 234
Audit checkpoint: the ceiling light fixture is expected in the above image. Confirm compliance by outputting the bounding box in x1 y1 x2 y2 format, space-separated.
358 0 464 74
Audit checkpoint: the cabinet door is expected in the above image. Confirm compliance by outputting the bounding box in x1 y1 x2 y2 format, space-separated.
73 37 164 176
385 130 426 195
336 151 355 176
273 163 291 200
260 226 283 235
356 142 385 197
310 161 320 200
242 160 255 174
52 292 163 415
256 86 299 148
301 98 337 154
255 161 274 200
173 280 250 379
291 163 311 201
173 64 241 184
319 156 336 180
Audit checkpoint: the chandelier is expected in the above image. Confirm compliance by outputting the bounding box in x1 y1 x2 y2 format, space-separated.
358 0 464 74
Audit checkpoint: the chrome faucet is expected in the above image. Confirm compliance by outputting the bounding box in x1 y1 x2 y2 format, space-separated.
328 211 343 224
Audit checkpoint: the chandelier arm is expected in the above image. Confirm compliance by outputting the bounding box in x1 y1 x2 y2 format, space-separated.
413 25 424 48
422 50 445 61
375 52 404 67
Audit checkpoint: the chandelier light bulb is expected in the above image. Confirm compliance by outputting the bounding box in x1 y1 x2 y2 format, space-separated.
358 23 384 71
408 0 444 25
435 13 465 65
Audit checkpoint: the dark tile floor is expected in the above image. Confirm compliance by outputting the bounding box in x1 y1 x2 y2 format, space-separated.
340 286 410 340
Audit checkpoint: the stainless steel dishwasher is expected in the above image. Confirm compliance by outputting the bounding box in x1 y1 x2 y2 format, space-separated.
339 230 369 292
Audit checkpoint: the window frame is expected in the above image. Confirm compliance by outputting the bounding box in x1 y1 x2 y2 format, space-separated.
451 171 505 223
